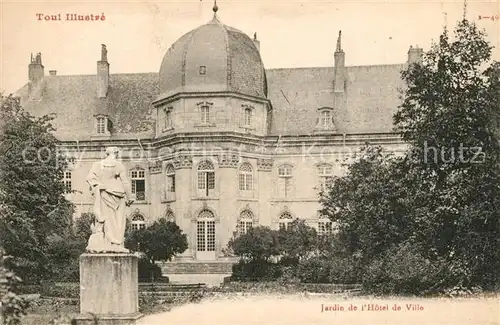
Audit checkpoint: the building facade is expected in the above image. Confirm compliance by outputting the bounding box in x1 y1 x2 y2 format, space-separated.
15 7 421 269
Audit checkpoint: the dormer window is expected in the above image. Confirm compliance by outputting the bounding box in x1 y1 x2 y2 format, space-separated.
96 116 106 134
94 115 110 136
316 107 335 131
321 110 331 127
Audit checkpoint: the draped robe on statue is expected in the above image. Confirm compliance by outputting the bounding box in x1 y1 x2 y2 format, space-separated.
86 157 133 253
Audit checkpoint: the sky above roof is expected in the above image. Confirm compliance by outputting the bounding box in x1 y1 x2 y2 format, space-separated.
1 0 499 95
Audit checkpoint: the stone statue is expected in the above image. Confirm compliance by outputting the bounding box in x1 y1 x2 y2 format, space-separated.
85 146 134 253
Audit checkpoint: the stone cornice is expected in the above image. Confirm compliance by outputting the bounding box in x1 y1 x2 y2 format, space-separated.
58 132 404 150
152 90 272 108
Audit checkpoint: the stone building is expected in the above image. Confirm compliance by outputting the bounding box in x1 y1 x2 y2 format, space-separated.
15 5 421 282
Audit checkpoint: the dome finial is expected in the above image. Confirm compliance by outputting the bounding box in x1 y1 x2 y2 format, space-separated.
213 0 218 15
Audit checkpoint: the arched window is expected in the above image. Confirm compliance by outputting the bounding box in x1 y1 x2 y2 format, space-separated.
239 163 253 191
317 164 333 192
130 168 146 200
165 210 175 223
131 213 146 231
277 164 293 198
318 216 333 236
165 164 175 193
238 210 253 235
278 211 293 231
197 161 215 196
197 210 216 252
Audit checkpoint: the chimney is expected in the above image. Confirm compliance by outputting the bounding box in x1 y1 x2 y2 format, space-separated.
49 70 57 76
253 32 260 52
97 44 110 98
407 45 423 65
28 52 44 84
28 53 45 100
334 31 345 93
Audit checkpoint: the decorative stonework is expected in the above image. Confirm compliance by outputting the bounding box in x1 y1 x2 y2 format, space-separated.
148 160 162 174
217 153 240 168
173 155 193 169
257 158 273 171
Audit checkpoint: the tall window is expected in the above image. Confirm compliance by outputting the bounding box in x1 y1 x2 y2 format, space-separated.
130 168 146 201
238 163 253 191
244 107 252 126
164 108 173 129
165 164 175 193
278 211 293 230
131 214 146 231
197 210 216 252
238 210 253 235
278 164 293 198
63 171 72 193
96 116 106 134
201 105 210 124
318 217 333 236
318 164 333 192
321 110 331 127
197 161 215 196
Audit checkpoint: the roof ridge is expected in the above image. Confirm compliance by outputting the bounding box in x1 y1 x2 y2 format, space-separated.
266 63 405 71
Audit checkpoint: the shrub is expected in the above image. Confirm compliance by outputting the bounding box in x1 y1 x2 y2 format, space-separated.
138 258 163 282
297 257 331 283
362 242 448 295
328 256 362 284
125 218 188 264
228 227 280 261
230 260 281 282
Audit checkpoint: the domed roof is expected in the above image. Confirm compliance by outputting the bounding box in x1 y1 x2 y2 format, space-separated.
158 14 267 100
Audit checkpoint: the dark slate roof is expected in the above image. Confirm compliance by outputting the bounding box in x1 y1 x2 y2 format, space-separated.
17 73 158 141
266 64 406 136
15 63 407 141
158 16 267 101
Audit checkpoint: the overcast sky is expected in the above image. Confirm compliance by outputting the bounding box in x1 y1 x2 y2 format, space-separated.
1 0 499 94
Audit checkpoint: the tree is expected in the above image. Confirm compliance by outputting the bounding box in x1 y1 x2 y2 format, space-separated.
227 226 280 262
227 226 282 281
320 18 500 293
125 218 188 263
277 219 318 263
75 212 94 241
394 18 500 289
0 95 74 284
320 145 418 264
1 248 29 325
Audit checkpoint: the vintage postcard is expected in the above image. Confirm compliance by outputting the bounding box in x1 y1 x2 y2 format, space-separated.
0 0 499 324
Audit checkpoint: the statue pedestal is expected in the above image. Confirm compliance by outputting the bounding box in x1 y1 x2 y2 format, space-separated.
73 253 142 325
